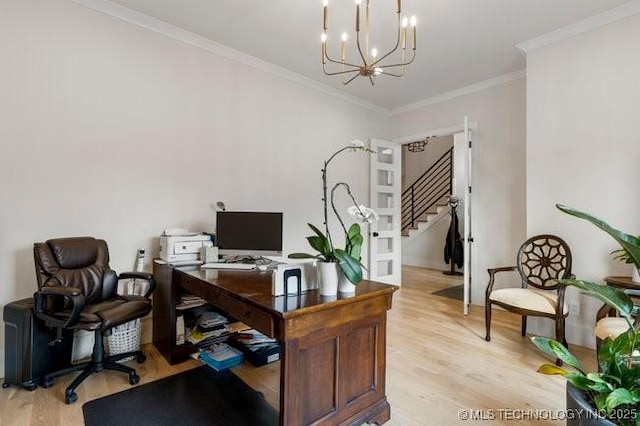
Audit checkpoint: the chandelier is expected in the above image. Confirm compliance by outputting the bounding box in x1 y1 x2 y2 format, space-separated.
321 0 417 85
407 136 430 152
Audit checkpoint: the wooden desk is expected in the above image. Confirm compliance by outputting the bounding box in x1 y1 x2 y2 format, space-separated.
152 262 398 426
604 276 640 291
597 276 639 320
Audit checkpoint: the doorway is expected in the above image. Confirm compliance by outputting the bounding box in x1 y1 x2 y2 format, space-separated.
393 119 474 314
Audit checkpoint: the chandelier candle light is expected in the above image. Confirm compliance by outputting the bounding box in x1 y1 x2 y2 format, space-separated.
321 0 417 85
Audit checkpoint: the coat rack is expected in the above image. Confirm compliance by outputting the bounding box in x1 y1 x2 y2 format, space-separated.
443 196 464 276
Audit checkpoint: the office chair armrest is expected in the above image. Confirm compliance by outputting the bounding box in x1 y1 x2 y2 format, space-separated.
118 272 156 298
33 286 85 328
485 266 517 299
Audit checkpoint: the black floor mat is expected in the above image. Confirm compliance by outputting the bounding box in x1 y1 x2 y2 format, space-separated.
431 284 464 300
83 366 278 426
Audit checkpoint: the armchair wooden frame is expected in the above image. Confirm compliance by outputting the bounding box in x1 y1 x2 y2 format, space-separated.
485 234 573 349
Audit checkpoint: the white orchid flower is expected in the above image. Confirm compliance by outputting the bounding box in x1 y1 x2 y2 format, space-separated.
349 139 365 147
347 205 379 224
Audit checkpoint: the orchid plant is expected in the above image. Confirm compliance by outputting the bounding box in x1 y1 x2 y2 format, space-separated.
288 140 376 285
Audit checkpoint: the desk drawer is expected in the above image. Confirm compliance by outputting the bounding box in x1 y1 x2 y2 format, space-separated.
179 275 228 311
225 297 274 337
178 273 272 336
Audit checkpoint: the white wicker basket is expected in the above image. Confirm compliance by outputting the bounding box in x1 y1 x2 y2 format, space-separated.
106 278 147 361
106 318 141 362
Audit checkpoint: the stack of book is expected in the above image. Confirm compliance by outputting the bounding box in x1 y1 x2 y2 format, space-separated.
231 329 280 367
175 294 207 310
199 343 243 371
186 310 230 344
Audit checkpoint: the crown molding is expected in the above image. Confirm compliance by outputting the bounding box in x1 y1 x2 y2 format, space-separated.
516 0 640 54
390 69 526 116
71 0 390 116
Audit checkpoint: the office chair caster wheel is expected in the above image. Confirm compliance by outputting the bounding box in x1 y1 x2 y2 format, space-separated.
24 383 37 391
2 382 9 389
136 353 146 363
65 391 78 404
129 373 140 385
42 377 54 388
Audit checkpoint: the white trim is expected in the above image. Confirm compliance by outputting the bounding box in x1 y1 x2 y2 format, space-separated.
391 70 526 116
516 0 640 54
400 257 446 270
71 0 390 116
393 121 478 145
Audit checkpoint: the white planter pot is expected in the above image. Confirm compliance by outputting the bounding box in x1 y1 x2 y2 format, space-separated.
337 267 356 294
633 267 640 283
317 262 338 296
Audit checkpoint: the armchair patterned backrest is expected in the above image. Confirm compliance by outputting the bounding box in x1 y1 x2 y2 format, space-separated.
34 237 118 306
517 234 573 290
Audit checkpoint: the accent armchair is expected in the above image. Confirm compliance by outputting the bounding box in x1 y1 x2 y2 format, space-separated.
485 234 573 350
33 237 155 404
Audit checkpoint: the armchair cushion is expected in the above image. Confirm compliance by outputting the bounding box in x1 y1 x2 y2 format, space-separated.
595 317 629 341
489 287 569 315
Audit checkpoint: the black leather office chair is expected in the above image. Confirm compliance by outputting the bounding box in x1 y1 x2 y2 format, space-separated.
33 237 155 404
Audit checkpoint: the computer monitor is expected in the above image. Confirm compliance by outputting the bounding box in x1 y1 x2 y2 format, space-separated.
215 211 283 258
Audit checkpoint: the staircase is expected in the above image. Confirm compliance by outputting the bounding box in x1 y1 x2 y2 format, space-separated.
401 148 453 242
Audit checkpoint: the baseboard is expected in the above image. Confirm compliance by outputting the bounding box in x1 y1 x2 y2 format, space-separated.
402 257 444 270
402 257 463 274
526 317 595 349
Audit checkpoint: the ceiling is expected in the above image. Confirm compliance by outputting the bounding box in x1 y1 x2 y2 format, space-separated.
108 0 630 110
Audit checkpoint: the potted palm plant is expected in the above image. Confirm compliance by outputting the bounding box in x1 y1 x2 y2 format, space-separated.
612 243 640 283
531 204 640 426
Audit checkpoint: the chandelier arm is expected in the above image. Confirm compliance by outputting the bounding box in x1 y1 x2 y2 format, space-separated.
323 65 360 77
324 51 364 70
343 73 361 85
378 71 402 78
371 13 402 67
377 51 416 69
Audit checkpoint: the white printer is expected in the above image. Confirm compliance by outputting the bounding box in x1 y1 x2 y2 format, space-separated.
159 229 213 262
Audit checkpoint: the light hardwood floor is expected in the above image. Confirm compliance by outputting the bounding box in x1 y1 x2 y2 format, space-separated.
0 266 595 425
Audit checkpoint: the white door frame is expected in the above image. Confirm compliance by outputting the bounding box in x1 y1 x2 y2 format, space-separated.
394 119 477 314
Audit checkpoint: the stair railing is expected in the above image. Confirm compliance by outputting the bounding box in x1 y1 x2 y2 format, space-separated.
401 147 453 232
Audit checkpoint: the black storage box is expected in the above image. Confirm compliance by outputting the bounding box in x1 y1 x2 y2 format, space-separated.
3 298 73 390
229 340 280 367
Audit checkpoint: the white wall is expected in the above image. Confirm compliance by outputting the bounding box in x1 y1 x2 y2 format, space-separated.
402 136 453 191
525 14 640 347
0 0 388 376
391 78 528 304
402 218 451 270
